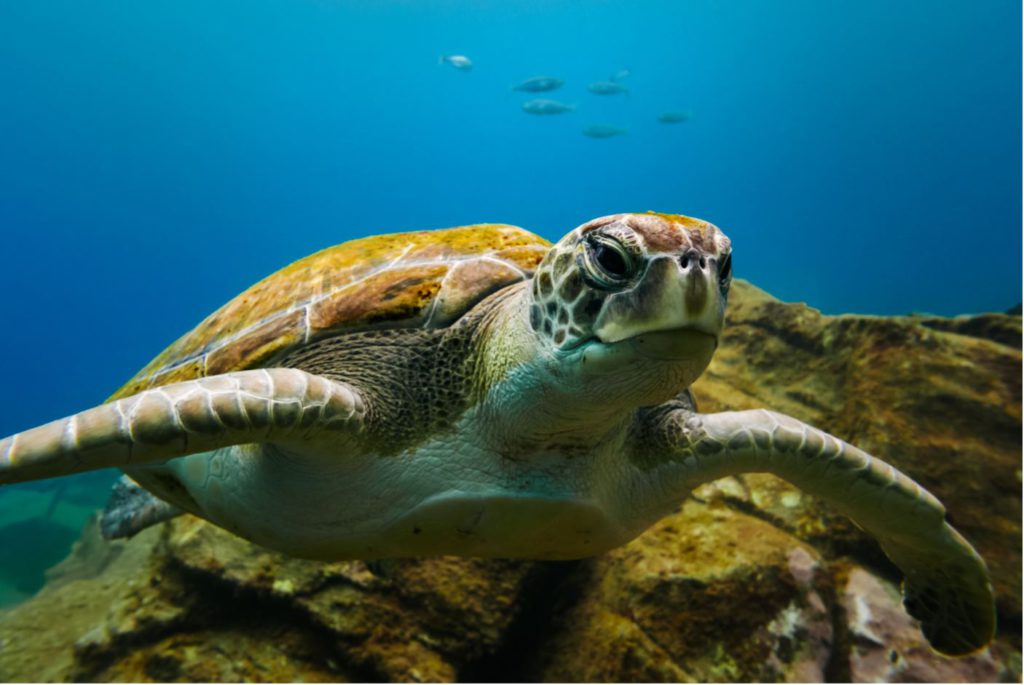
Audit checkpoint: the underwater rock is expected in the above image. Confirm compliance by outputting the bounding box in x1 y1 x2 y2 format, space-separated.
0 279 1018 682
0 523 169 681
911 311 1022 349
164 515 536 682
835 562 1012 682
529 500 835 682
0 516 536 682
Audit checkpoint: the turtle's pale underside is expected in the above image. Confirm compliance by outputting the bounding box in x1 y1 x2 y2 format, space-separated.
0 212 995 656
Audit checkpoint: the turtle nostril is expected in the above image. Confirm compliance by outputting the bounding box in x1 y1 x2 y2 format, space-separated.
681 249 705 270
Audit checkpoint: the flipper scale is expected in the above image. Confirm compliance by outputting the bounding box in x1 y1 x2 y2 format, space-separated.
651 407 995 656
0 368 365 485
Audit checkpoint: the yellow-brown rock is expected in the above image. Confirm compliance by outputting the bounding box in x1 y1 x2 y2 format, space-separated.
530 500 835 682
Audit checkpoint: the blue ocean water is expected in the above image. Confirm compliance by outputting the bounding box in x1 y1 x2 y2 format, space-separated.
0 1 1019 604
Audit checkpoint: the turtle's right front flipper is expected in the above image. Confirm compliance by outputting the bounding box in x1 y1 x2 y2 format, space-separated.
0 368 366 485
639 407 996 657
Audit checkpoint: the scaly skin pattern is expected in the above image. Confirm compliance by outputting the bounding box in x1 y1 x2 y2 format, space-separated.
629 401 995 656
0 369 365 483
0 212 995 656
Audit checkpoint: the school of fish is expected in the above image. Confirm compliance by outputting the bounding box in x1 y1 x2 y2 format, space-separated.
439 57 691 139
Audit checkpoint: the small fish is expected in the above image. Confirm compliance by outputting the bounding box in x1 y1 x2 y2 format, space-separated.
439 54 473 71
587 81 629 96
609 67 631 82
657 110 692 124
583 124 627 139
512 76 564 93
521 99 575 115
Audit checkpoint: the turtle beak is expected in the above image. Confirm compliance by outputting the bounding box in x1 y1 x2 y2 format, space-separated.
593 252 725 345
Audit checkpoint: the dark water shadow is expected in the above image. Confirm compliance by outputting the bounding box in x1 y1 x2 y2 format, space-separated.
0 518 80 597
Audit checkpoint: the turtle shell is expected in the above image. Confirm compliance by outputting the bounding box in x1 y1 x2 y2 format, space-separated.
112 224 551 400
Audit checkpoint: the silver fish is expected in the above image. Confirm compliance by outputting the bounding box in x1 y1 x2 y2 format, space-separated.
439 54 473 71
512 76 564 93
521 98 575 115
583 124 628 139
610 67 631 82
657 111 692 124
587 81 629 96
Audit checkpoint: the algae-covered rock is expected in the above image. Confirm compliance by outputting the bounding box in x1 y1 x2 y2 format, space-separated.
835 563 1014 682
0 279 1018 682
165 515 537 681
530 500 835 682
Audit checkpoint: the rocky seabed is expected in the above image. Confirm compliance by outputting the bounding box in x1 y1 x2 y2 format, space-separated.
0 280 1019 683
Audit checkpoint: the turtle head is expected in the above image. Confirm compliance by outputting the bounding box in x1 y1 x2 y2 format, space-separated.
527 212 732 403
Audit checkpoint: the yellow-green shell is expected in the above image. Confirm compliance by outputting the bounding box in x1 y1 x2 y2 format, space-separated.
112 224 551 400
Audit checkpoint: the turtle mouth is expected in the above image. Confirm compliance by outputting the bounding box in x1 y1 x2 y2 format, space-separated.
617 327 719 360
570 326 718 364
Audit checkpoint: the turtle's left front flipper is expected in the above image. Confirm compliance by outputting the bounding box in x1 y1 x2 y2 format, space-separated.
0 368 365 485
641 406 996 657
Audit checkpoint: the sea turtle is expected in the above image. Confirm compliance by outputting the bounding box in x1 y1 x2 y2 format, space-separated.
0 212 994 656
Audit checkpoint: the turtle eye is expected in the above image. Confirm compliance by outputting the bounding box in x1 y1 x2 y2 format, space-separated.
580 234 638 289
718 252 732 289
594 242 627 276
